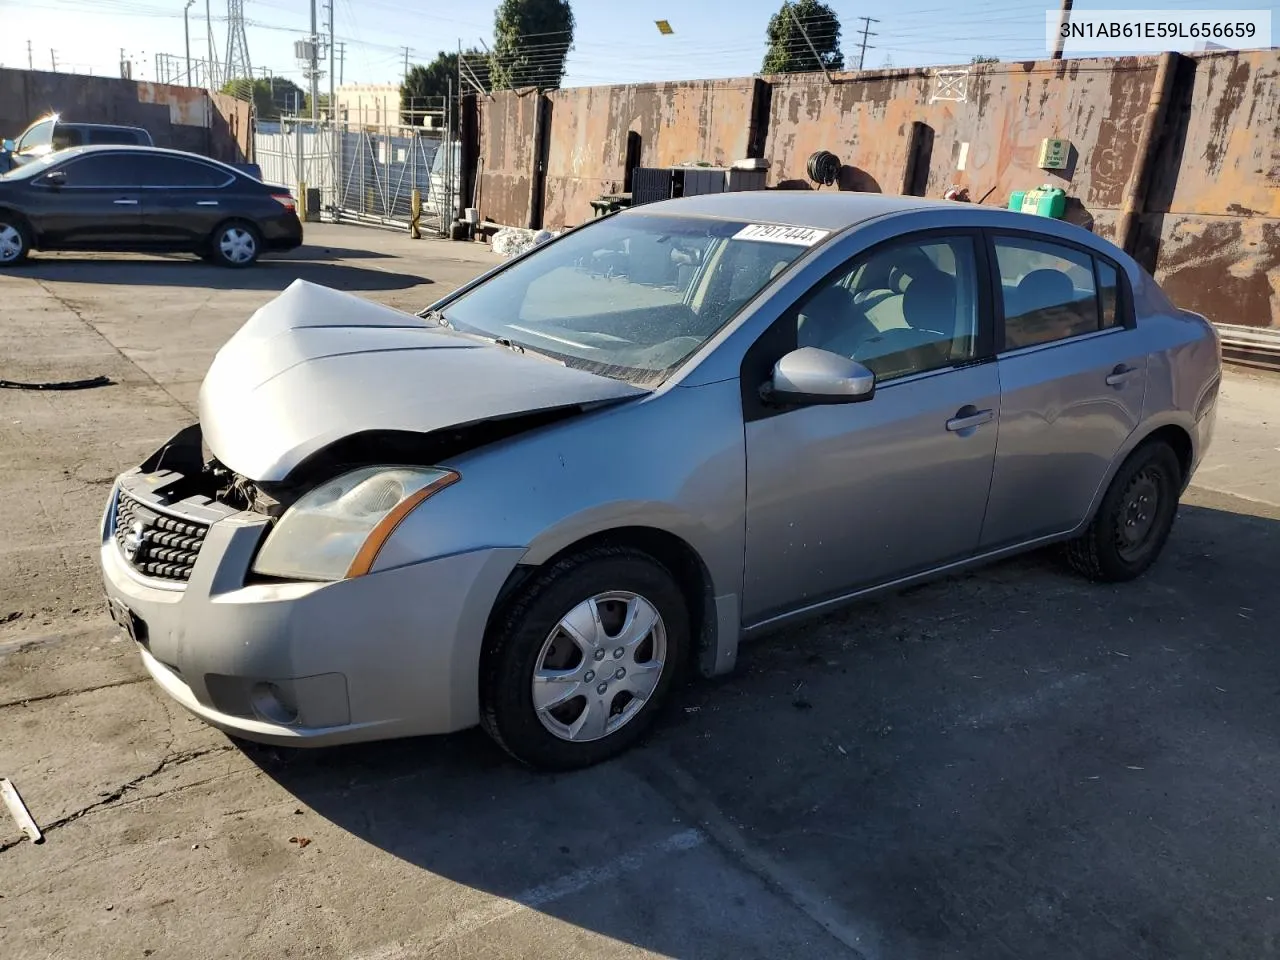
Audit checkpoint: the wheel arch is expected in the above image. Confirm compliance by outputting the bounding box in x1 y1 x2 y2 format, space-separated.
1079 417 1196 531
489 524 730 682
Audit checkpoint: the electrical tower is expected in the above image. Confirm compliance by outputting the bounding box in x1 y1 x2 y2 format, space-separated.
223 0 253 84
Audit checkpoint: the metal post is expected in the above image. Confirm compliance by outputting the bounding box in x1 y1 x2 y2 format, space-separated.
27 40 33 71
205 0 216 87
50 49 57 72
184 0 195 84
1115 51 1180 264
1052 0 1073 60
309 0 319 122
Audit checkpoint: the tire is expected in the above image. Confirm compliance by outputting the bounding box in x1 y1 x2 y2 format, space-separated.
0 215 31 267
1065 441 1182 583
480 547 691 770
208 221 261 268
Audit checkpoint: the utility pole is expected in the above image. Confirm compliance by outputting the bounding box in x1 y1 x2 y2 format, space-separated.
27 40 33 70
402 46 411 82
855 16 879 71
50 49 57 72
184 0 195 84
205 0 216 87
1052 0 1073 59
309 0 319 122
326 0 335 118
336 41 346 85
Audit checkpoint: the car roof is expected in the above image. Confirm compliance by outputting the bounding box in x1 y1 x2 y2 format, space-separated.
626 191 959 231
59 121 148 131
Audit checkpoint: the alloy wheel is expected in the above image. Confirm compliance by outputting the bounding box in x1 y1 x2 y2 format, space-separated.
218 227 257 264
0 224 24 263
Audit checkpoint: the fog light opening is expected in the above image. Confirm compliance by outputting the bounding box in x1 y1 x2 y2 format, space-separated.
250 682 300 725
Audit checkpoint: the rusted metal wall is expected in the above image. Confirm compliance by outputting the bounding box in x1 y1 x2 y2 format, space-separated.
476 89 541 229
764 57 1161 240
539 79 759 228
472 49 1278 327
1144 51 1280 329
0 68 247 161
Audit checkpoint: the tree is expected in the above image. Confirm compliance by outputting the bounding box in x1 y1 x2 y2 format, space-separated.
762 0 844 74
400 49 483 126
220 78 306 120
490 0 575 91
304 93 331 118
971 54 999 63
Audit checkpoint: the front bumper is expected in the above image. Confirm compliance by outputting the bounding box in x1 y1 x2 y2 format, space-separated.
100 469 521 747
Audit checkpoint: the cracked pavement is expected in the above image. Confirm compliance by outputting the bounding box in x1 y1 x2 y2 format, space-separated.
3 227 1280 960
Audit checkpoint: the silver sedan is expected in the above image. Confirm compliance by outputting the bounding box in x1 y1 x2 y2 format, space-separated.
99 193 1222 769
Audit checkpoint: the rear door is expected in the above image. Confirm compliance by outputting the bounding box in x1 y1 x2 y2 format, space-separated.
34 152 145 247
134 154 236 247
978 231 1148 549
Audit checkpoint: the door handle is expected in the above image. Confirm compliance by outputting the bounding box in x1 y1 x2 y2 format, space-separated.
1105 365 1139 387
195 200 219 206
112 198 138 205
946 408 995 432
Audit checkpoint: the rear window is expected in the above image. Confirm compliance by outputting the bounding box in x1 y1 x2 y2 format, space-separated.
86 128 147 145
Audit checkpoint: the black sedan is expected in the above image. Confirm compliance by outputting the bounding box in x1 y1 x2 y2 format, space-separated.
0 145 302 268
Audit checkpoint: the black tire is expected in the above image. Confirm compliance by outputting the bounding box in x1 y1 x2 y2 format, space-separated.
208 221 261 268
0 214 31 267
1065 441 1182 583
480 547 691 770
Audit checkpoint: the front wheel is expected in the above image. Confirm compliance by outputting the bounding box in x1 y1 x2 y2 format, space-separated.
209 222 260 268
480 547 690 770
0 217 31 267
1064 440 1182 582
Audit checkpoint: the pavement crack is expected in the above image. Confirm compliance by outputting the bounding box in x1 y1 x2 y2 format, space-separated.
0 677 148 711
0 745 236 854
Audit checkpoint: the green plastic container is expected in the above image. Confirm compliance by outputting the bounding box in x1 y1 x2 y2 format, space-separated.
1008 185 1067 219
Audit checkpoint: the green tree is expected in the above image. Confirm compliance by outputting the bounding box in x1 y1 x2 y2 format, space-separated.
490 0 575 91
762 0 844 74
220 78 306 120
400 49 483 126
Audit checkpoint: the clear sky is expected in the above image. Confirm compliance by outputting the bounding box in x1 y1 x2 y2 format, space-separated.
0 0 1275 89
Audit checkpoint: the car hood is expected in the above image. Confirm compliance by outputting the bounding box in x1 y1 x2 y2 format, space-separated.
198 280 648 482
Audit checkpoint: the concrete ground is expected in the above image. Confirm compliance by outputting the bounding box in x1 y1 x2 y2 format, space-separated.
2 224 1279 960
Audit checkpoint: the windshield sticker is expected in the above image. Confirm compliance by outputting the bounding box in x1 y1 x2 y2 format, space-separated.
733 224 830 246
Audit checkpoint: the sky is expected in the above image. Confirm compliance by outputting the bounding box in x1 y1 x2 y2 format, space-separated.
0 0 1276 89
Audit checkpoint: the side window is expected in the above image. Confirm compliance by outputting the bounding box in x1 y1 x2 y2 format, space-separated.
17 119 54 154
58 155 142 187
1097 258 1121 329
88 129 144 145
136 155 232 187
52 127 83 150
994 236 1101 349
795 235 980 382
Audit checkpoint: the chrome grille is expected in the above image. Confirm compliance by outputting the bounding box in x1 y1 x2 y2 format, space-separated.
113 489 210 583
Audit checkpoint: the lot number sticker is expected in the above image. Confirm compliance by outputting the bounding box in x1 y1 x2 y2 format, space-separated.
733 224 830 246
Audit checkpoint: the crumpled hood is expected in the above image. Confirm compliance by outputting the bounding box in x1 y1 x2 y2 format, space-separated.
198 280 647 481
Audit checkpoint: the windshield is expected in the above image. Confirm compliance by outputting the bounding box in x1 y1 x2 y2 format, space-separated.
438 214 817 385
0 147 82 179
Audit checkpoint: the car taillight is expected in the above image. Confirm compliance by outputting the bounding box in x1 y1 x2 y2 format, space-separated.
271 194 296 212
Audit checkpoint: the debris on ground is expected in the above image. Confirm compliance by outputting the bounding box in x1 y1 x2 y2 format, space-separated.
1 777 44 844
289 836 312 848
491 226 560 258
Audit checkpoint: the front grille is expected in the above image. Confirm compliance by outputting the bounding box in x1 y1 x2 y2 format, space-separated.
114 489 210 583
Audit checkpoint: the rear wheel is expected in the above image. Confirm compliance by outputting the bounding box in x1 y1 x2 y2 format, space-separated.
480 547 690 770
0 216 30 267
209 221 260 268
1064 441 1182 582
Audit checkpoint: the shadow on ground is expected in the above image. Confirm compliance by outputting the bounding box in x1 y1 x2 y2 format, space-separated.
247 495 1280 960
11 255 428 292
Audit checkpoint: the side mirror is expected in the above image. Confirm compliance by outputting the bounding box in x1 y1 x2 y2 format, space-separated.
763 347 875 405
42 170 66 187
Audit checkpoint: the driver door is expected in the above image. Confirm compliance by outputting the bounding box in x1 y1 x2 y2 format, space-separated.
741 231 1001 624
